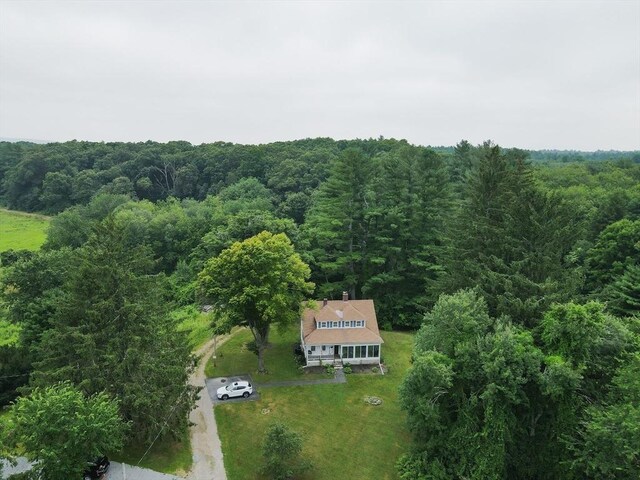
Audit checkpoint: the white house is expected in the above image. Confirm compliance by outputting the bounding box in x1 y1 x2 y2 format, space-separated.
300 292 383 367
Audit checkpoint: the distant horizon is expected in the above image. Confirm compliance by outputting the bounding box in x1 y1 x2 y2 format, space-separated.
1 135 639 155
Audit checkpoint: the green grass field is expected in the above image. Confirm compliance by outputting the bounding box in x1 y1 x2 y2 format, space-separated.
215 328 414 480
205 325 324 382
0 209 50 252
173 307 215 351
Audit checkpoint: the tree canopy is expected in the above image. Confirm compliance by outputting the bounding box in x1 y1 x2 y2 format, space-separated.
11 382 127 480
1 137 638 477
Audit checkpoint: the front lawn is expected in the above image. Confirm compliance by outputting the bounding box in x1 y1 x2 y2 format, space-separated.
215 330 414 480
205 325 325 382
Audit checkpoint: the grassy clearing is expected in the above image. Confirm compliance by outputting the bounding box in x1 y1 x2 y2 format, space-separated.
0 209 50 252
215 330 414 480
174 307 215 351
205 325 324 382
111 432 192 475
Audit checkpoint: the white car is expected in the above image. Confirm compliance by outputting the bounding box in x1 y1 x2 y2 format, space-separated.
216 380 253 400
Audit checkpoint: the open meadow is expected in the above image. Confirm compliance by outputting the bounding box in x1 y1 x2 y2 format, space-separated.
0 209 50 252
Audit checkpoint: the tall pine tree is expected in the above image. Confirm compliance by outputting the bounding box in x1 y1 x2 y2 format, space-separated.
441 142 578 326
304 148 374 299
365 146 450 328
31 218 197 442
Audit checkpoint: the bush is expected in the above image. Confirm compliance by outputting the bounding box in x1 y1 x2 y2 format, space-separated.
325 364 335 375
262 423 311 480
344 366 353 374
293 343 306 366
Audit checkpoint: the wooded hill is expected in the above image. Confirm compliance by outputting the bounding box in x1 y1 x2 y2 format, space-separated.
1 138 638 479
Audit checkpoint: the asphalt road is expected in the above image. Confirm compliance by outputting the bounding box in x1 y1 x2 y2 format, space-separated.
106 462 182 480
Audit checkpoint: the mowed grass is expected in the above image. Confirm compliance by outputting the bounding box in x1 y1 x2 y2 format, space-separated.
0 209 50 252
205 325 324 382
215 330 414 480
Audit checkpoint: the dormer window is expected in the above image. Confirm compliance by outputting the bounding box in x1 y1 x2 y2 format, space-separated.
314 317 365 329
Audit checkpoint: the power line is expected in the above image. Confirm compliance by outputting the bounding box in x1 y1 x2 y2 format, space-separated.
136 383 193 466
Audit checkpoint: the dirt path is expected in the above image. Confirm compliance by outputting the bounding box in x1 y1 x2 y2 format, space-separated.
186 335 232 480
0 207 51 220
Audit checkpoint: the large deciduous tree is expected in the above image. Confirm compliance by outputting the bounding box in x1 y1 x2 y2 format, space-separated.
198 231 313 373
12 382 127 480
567 354 640 480
399 290 639 480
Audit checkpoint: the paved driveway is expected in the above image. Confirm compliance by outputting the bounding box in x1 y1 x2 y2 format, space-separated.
106 462 182 480
1 458 181 480
205 375 261 406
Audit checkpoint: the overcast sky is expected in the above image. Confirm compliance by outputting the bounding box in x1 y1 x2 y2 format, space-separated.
0 0 638 150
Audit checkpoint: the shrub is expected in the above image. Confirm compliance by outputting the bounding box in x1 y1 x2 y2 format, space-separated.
343 366 353 374
262 423 311 480
325 364 335 375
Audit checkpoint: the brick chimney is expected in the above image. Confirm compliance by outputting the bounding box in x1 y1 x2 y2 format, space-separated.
342 291 349 302
323 298 328 307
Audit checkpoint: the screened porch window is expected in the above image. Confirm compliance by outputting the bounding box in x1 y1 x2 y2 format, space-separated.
342 346 354 359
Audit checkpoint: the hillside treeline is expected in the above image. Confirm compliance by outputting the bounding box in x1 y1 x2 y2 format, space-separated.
1 138 639 478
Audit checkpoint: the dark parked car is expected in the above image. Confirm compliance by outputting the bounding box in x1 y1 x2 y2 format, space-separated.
83 456 110 479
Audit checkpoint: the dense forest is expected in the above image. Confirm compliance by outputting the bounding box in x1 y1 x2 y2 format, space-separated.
1 138 639 479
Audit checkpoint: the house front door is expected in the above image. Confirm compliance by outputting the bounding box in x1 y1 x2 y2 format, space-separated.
334 345 339 357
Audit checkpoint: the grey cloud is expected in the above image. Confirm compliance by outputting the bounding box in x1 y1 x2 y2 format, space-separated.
0 0 638 149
